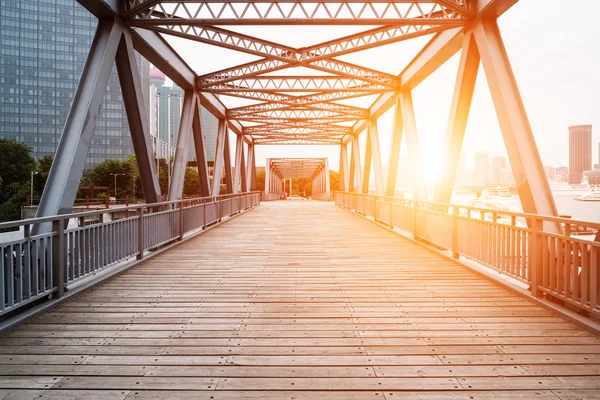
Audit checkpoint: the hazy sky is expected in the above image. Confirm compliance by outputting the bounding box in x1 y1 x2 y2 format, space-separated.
163 1 600 184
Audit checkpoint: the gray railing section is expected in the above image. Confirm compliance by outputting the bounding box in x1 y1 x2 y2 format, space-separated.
311 193 331 201
0 192 261 316
335 192 600 317
261 192 281 201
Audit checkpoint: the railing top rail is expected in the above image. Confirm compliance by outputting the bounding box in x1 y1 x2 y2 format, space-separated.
0 192 261 231
335 191 600 231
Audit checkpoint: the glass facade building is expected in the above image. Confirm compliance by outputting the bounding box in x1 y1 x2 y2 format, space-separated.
0 0 149 170
153 84 218 164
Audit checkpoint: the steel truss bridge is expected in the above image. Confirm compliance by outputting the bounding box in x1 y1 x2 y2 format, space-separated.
1 0 600 397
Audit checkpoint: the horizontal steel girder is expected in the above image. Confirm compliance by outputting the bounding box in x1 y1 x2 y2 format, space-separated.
124 2 471 25
228 103 367 118
203 76 395 92
269 158 329 179
254 137 342 145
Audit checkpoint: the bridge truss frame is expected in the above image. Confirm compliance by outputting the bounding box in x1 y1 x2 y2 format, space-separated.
35 0 558 225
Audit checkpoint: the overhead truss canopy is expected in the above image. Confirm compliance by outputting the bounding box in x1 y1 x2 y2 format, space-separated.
269 158 328 179
48 0 558 226
118 0 479 145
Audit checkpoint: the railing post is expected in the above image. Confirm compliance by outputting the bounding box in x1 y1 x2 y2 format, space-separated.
179 201 185 241
219 197 223 222
413 200 418 239
451 206 459 259
530 217 543 297
137 207 144 260
51 218 65 298
389 198 393 228
203 198 207 230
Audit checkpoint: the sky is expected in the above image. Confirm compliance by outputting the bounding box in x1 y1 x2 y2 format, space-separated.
162 0 600 186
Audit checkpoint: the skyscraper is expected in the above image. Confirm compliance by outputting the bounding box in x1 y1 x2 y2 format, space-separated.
568 125 592 184
491 156 506 186
474 151 490 188
0 1 150 169
148 67 218 164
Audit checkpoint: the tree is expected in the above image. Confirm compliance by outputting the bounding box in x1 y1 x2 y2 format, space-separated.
33 154 54 200
83 158 137 199
329 170 339 192
255 170 265 191
0 139 36 222
183 168 200 197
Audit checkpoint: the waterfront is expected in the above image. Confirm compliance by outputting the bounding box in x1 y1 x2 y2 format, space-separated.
450 189 600 223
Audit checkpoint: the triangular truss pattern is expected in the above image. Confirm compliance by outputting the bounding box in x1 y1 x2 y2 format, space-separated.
43 1 561 226
120 1 474 145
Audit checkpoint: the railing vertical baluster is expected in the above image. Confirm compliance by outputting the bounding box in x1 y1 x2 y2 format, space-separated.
52 218 65 298
590 247 598 311
451 206 459 259
179 201 185 241
137 208 144 260
203 199 207 230
530 218 542 297
412 200 418 239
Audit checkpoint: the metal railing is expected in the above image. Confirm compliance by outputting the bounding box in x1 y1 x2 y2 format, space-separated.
335 192 600 317
312 192 331 201
261 192 282 201
0 192 261 317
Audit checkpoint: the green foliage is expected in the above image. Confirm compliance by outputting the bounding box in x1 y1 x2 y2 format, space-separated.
0 139 36 222
183 168 200 197
255 170 265 191
83 158 137 200
33 154 54 199
157 158 170 196
329 169 339 192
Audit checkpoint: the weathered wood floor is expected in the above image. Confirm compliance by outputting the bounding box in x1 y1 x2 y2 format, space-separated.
0 200 599 399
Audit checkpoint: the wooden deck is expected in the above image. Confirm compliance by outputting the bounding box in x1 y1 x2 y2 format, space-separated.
1 200 599 399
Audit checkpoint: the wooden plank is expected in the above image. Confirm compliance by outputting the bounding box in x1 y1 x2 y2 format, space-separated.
0 201 598 398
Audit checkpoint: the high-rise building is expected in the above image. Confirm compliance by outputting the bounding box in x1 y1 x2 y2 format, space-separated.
491 156 506 185
148 67 218 164
543 165 555 181
474 151 490 188
568 125 592 184
0 1 150 169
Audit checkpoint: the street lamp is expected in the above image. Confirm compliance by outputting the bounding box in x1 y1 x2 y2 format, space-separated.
30 171 38 205
111 173 126 201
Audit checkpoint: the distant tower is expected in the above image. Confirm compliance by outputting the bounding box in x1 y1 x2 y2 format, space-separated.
491 156 506 186
149 67 166 146
568 125 592 183
474 151 490 188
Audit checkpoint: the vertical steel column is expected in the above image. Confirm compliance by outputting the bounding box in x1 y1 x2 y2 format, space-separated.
246 143 256 191
472 19 559 221
399 91 428 201
233 134 246 193
368 118 385 196
191 93 211 197
338 143 349 192
324 158 331 198
434 31 480 204
168 90 195 201
116 30 161 204
348 141 355 192
386 96 403 197
352 135 363 193
264 158 271 195
35 19 122 229
211 118 227 195
362 128 372 194
223 123 233 194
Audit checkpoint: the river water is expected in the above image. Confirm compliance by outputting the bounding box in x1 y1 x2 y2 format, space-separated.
450 190 600 224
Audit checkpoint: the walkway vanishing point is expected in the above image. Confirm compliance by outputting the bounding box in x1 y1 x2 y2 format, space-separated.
0 201 599 399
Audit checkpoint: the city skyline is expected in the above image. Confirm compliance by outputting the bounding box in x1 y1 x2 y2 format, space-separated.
162 0 600 184
0 0 150 169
